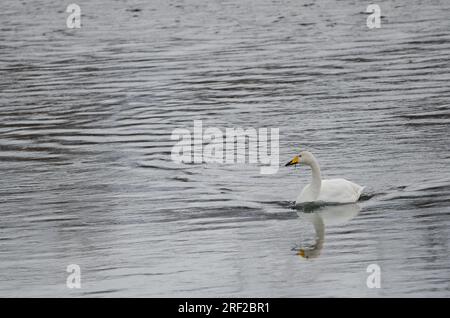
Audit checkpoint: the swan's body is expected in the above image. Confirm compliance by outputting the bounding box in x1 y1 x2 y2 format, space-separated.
286 151 364 204
298 178 364 204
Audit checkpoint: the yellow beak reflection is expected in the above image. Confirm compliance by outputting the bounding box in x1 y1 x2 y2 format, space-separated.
297 249 305 258
285 155 300 166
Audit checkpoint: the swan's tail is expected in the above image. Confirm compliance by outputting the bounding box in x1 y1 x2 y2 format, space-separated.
357 186 365 199
348 181 365 201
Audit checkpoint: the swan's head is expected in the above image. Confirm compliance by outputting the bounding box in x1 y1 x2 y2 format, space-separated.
285 151 316 167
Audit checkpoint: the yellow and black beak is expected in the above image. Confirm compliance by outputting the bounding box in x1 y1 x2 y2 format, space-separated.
285 155 300 167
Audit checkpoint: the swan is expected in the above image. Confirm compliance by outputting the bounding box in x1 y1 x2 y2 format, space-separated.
285 151 364 204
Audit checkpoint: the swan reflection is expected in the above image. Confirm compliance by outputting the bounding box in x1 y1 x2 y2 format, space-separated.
295 203 361 259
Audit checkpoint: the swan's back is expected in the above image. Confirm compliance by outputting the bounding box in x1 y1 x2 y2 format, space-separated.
318 178 364 203
297 178 364 204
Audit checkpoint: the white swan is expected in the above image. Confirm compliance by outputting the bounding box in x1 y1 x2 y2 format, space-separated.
285 151 364 204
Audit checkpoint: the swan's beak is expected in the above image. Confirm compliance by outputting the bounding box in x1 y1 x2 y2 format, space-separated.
285 155 300 166
297 249 305 257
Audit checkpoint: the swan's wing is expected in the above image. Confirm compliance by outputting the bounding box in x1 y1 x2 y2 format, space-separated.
318 179 364 203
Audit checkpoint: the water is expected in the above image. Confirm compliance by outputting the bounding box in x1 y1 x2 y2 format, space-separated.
1 0 449 297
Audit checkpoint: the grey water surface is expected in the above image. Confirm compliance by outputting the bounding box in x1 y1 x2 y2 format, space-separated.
1 0 449 297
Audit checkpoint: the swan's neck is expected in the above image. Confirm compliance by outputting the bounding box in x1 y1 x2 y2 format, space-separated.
308 159 322 200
